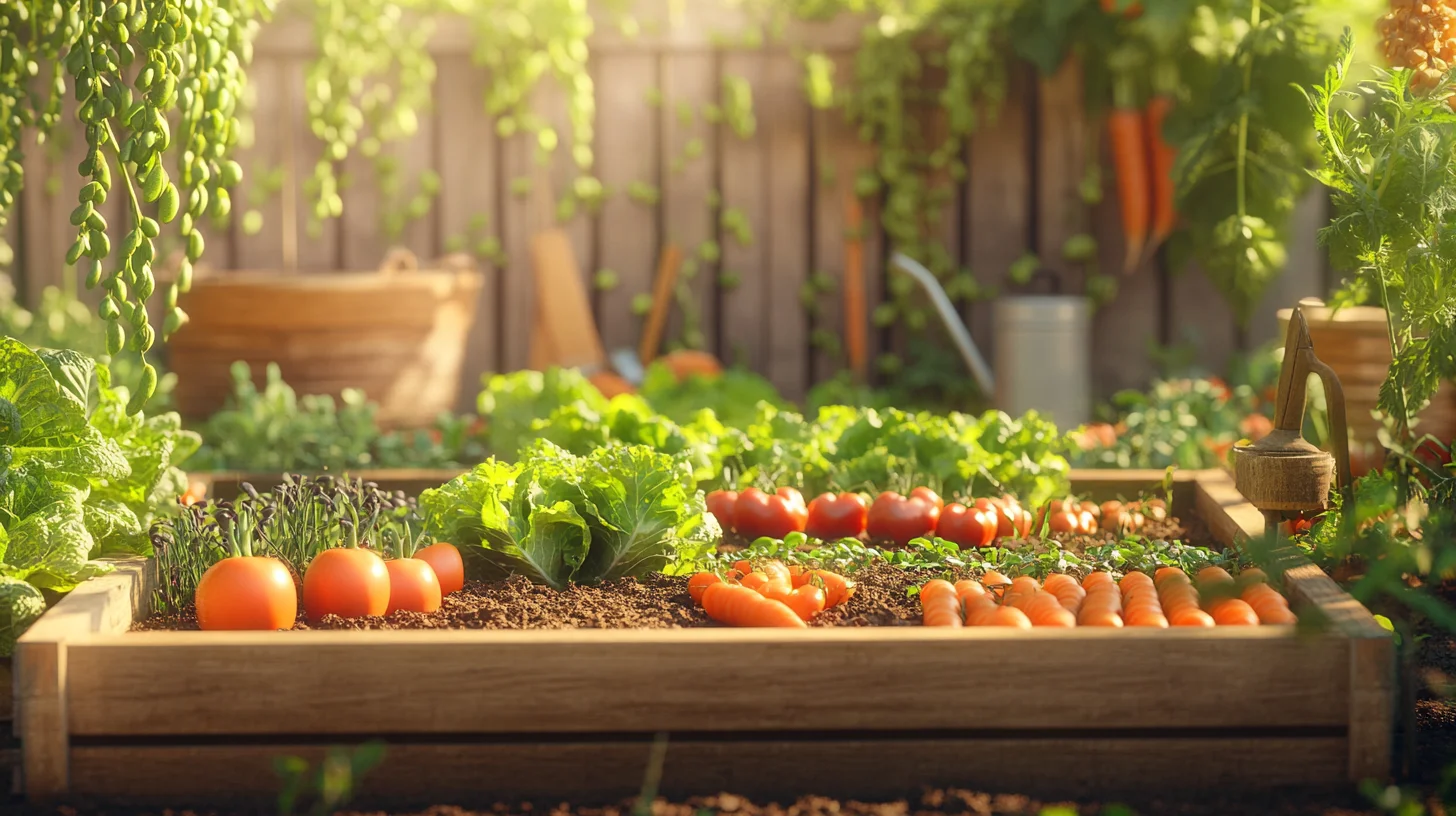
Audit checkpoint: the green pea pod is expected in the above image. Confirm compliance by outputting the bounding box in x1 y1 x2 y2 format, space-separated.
165 282 179 308
135 264 155 299
129 322 154 353
186 229 204 262
211 188 230 218
142 162 164 202
99 296 120 320
157 183 179 222
176 260 193 293
87 229 110 259
84 259 103 289
119 136 134 163
81 181 101 202
69 202 94 226
127 363 156 415
139 216 159 237
105 2 127 23
163 306 186 338
105 320 125 356
220 160 243 187
85 210 107 232
65 236 88 266
129 303 149 328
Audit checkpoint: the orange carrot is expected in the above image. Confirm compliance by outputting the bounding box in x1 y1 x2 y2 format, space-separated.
991 606 1034 628
701 582 807 628
739 572 770 592
954 579 987 603
965 596 1000 626
1023 591 1077 627
809 570 855 608
785 585 827 621
688 572 722 605
920 579 964 628
1108 85 1149 275
1143 94 1177 258
1211 598 1260 626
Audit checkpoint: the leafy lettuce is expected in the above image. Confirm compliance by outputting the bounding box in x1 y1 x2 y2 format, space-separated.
419 441 718 589
0 337 198 653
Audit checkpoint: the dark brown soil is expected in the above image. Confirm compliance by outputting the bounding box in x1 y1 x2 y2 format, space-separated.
132 516 1211 633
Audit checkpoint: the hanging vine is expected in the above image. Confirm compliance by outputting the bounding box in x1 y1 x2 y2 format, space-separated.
0 0 273 411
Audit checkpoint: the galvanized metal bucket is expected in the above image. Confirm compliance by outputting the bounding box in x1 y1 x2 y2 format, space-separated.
993 295 1091 428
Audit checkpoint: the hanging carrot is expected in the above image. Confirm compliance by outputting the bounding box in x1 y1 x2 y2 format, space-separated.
1108 53 1149 276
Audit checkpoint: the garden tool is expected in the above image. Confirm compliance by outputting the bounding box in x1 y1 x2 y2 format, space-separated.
1233 302 1353 545
889 252 995 397
608 243 685 386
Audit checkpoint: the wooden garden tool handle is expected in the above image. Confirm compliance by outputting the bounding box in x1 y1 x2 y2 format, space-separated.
639 245 683 365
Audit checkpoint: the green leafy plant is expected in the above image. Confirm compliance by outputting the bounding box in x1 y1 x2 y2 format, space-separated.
275 740 385 816
191 361 484 473
1305 30 1456 442
0 336 197 652
418 441 720 589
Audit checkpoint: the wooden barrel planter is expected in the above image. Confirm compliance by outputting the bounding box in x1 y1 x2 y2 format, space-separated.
167 250 483 429
1278 300 1456 474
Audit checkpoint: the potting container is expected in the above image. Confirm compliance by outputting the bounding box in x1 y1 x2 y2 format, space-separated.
994 295 1091 427
14 470 1392 806
167 250 483 429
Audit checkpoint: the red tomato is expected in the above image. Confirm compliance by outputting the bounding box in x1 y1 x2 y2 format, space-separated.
936 504 995 549
733 487 808 540
196 556 297 631
707 490 739 533
867 492 941 546
385 558 443 615
991 499 1032 539
1047 510 1080 534
415 542 465 595
972 497 1002 531
909 487 944 510
805 492 868 539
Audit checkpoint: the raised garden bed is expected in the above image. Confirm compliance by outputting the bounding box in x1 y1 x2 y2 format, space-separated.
14 470 1393 806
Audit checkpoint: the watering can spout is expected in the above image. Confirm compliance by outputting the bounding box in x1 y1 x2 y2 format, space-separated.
889 252 996 397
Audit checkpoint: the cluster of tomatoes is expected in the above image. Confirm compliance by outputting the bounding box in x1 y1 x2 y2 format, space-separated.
194 540 466 632
706 487 1167 549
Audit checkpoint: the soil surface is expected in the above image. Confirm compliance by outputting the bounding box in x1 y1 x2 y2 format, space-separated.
133 518 1208 632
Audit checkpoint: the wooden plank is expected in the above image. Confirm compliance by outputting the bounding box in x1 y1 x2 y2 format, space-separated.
285 56 341 272
69 736 1349 803
659 51 718 355
15 558 155 800
1251 187 1327 346
1171 265 1238 375
717 52 769 370
67 627 1348 736
19 127 63 306
764 53 811 400
965 63 1033 371
435 54 501 398
230 57 287 270
593 52 660 357
1036 57 1089 295
337 88 437 270
1192 467 1271 545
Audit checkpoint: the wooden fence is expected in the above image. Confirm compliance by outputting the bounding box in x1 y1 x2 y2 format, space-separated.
3 4 1330 410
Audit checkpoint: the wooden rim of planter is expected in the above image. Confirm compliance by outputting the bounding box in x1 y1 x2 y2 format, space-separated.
185 248 482 293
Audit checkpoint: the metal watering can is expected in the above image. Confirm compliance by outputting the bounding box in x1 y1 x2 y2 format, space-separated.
890 252 1091 428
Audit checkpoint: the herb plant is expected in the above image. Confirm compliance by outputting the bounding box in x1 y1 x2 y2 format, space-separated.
1305 30 1456 442
190 361 485 473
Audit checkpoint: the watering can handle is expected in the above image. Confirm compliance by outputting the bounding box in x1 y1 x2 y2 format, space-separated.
889 252 995 397
1307 355 1353 496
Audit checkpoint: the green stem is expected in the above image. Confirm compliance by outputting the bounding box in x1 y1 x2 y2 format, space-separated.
1234 0 1262 223
1375 264 1413 437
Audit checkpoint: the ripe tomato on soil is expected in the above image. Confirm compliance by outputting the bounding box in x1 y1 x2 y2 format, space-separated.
707 490 739 532
196 556 297 631
733 487 808 539
867 491 941 546
936 503 996 549
805 492 868 539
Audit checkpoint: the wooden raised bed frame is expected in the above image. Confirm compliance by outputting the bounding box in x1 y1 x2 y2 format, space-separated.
14 469 1394 805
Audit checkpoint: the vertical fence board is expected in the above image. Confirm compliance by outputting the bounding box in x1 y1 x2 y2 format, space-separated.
436 54 500 400
18 130 56 308
500 126 538 374
540 80 593 286
1251 188 1326 348
594 52 660 357
809 54 857 384
1170 266 1238 376
966 64 1033 370
660 51 718 356
338 92 436 269
232 58 287 271
1036 58 1089 295
764 53 811 401
285 57 340 272
718 51 769 371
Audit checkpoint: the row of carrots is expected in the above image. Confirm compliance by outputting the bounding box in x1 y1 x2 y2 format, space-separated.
687 561 856 628
920 565 1297 629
